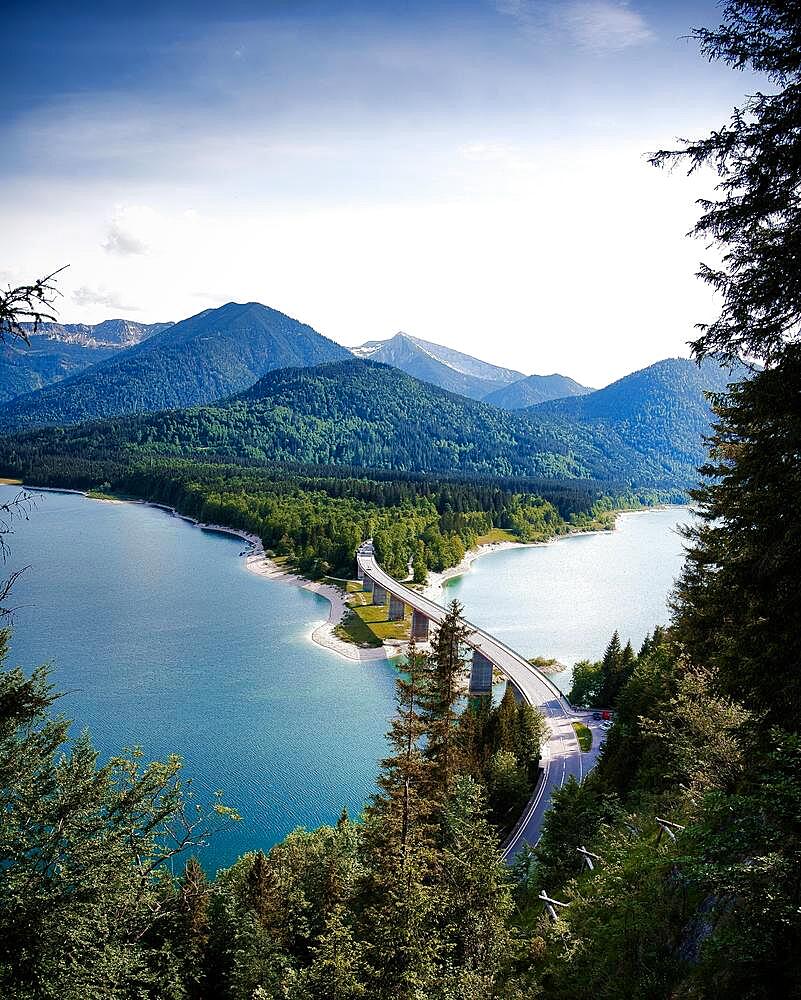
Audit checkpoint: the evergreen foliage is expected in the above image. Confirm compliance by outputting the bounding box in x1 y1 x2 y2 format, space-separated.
0 353 742 490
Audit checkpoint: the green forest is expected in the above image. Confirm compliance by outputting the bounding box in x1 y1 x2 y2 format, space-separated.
0 444 665 578
0 352 739 490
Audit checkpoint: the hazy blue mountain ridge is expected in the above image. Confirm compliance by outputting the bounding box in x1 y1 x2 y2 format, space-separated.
0 319 173 403
484 372 593 409
19 319 172 348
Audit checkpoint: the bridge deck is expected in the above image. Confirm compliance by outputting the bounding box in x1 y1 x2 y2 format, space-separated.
356 544 587 859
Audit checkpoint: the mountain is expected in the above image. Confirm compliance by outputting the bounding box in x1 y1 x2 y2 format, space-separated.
19 319 172 348
0 337 118 403
0 356 748 491
530 356 748 482
0 302 350 430
351 332 525 400
484 373 593 409
0 320 172 403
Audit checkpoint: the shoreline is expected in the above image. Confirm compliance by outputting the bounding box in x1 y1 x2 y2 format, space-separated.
423 504 690 604
26 485 398 665
24 485 687 665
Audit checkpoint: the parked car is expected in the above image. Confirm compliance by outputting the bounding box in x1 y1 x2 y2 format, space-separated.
592 712 602 720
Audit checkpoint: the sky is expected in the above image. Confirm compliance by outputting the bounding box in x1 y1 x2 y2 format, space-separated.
1 0 760 387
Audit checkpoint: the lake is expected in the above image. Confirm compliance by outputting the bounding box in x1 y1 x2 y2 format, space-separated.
443 507 692 692
1 488 690 870
0 486 398 873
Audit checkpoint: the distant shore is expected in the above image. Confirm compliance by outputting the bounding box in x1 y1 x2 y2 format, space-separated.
25 485 397 664
422 505 690 604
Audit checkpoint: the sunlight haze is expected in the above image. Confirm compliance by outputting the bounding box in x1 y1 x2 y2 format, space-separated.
2 0 756 386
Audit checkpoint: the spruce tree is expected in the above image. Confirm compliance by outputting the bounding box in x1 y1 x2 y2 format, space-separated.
436 776 513 996
598 631 624 707
360 640 441 1000
673 355 801 727
422 600 471 804
286 904 366 1000
652 2 801 729
173 856 211 1000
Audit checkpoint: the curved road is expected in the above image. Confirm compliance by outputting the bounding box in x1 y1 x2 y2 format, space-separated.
357 542 595 860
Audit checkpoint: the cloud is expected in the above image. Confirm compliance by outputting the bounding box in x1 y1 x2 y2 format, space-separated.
495 0 653 53
102 205 161 256
564 2 653 52
72 286 134 311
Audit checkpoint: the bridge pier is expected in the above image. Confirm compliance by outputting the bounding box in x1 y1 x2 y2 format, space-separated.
363 576 374 594
469 650 493 694
373 583 387 606
356 565 364 583
411 609 429 640
388 595 405 621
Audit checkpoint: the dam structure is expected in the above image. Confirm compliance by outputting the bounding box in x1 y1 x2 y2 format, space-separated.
356 541 588 859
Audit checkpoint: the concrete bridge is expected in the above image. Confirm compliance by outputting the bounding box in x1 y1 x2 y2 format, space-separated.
356 541 592 860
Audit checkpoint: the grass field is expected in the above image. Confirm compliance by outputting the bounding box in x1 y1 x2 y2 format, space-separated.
474 528 517 545
333 580 413 648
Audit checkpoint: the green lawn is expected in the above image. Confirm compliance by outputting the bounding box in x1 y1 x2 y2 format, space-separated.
572 721 593 752
333 581 413 647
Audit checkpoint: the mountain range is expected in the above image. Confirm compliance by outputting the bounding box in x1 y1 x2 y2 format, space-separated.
0 320 172 403
0 303 349 430
0 299 747 491
483 373 592 409
0 352 744 490
350 332 592 405
19 319 172 349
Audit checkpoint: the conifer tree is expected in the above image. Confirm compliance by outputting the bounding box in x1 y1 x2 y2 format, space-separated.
494 683 519 754
515 700 549 783
286 904 367 1000
173 856 211 1000
652 2 801 729
365 639 436 865
598 631 626 707
422 600 471 803
437 776 513 996
360 639 441 1000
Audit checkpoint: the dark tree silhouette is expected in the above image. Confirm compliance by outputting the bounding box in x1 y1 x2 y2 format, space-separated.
0 267 66 345
652 2 801 366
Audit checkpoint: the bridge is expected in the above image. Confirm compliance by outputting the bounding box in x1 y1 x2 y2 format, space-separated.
356 541 591 859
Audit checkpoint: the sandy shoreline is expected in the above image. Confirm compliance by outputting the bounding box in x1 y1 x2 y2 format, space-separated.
422 505 689 605
27 485 398 664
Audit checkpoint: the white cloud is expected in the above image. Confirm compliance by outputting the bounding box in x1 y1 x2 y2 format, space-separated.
495 0 653 53
102 205 161 256
564 2 653 52
72 286 134 311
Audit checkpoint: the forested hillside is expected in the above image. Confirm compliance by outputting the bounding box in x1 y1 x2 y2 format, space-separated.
0 302 349 430
0 336 117 402
530 356 747 479
0 443 655 579
0 320 172 402
0 356 740 489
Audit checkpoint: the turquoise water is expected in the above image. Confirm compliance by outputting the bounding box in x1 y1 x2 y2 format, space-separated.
444 507 692 692
0 486 397 873
1 489 689 872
